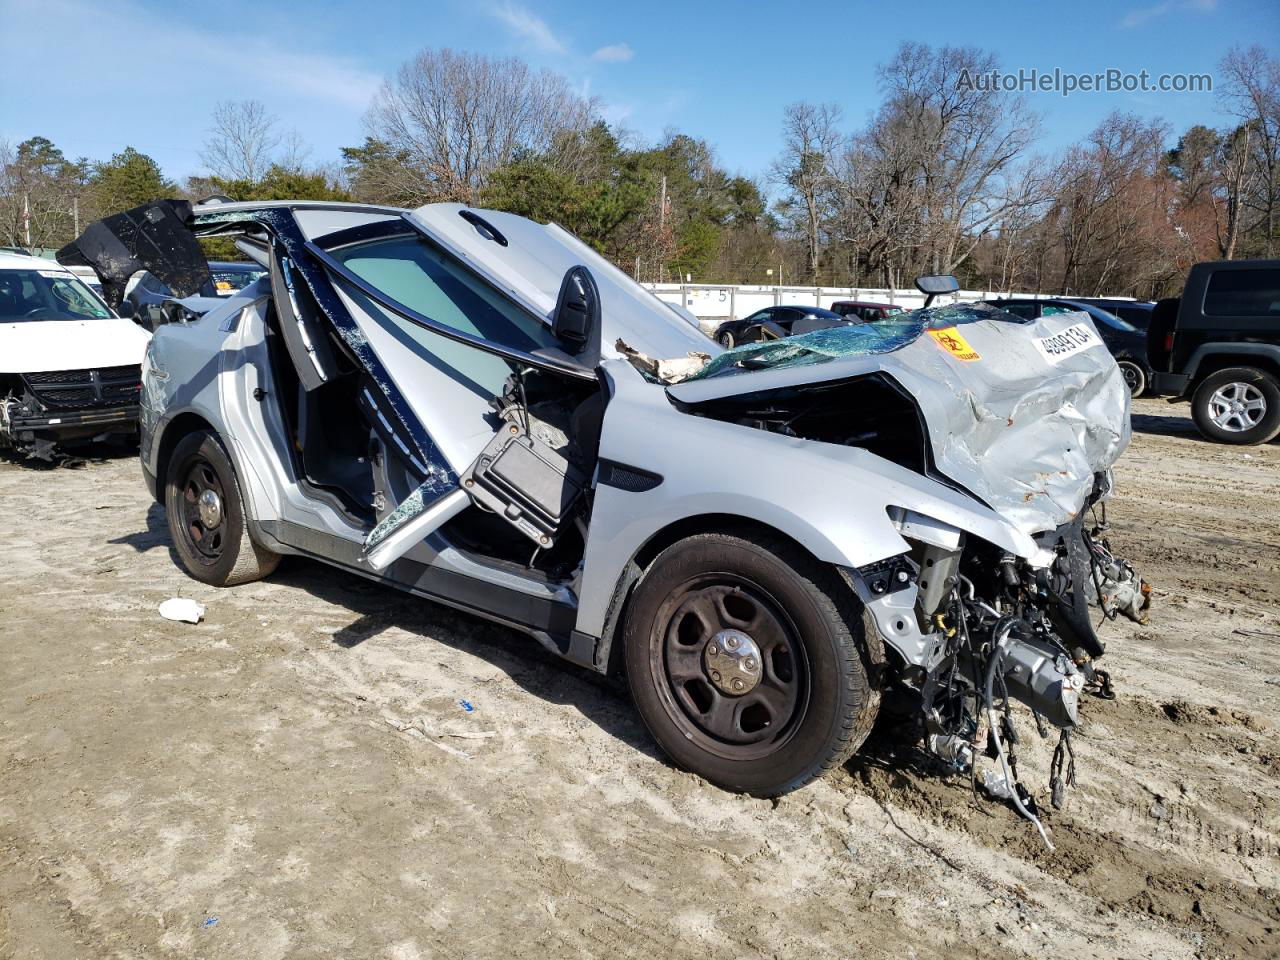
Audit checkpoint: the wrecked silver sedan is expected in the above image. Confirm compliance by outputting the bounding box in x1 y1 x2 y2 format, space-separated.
62 200 1148 831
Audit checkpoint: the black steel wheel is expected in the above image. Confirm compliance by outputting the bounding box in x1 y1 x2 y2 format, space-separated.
164 430 280 586
180 457 228 563
624 531 880 796
655 576 807 761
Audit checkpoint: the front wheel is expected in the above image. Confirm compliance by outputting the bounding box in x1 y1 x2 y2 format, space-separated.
624 532 880 796
1190 367 1280 445
1117 359 1147 398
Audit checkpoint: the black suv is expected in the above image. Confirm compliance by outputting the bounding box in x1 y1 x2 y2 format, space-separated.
1148 259 1280 445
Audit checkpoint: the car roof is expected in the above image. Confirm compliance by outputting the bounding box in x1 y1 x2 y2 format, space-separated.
1085 299 1154 309
831 300 896 308
776 304 844 318
0 251 73 272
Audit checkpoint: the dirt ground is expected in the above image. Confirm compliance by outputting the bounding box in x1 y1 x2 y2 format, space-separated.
1 398 1277 960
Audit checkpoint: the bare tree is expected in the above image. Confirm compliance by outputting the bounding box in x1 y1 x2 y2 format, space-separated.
1218 45 1280 256
772 102 842 282
878 43 1041 274
364 48 596 204
278 129 312 174
201 100 282 183
1216 125 1254 259
1049 113 1173 295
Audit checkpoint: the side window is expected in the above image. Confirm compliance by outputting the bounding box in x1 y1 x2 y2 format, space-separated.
331 233 561 398
332 234 559 351
1117 307 1149 328
142 274 169 295
1204 269 1280 317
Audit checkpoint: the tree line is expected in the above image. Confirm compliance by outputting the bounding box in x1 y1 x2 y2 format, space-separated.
2 42 1276 298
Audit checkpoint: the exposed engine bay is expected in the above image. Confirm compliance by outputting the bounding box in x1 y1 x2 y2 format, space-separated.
891 496 1150 847
1 370 142 462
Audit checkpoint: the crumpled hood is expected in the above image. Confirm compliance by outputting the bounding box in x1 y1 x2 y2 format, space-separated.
666 304 1130 536
0 317 151 374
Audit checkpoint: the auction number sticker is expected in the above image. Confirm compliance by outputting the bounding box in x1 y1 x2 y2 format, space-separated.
928 327 981 362
1034 323 1102 364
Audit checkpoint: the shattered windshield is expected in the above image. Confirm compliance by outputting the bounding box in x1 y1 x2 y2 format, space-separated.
0 268 113 323
689 303 1021 381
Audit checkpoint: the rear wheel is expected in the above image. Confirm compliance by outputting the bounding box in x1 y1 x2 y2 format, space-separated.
717 331 735 348
1190 367 1280 445
165 430 280 585
624 532 879 796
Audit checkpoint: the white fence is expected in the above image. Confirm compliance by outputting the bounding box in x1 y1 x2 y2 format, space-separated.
641 282 1133 331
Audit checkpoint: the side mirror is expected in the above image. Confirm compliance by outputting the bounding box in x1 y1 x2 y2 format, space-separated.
915 274 960 308
552 265 600 356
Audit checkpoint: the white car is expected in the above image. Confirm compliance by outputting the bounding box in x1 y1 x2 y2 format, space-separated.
0 251 151 460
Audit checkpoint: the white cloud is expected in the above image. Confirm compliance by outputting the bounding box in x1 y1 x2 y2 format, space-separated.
491 3 567 54
0 0 381 108
1120 0 1217 27
1120 1 1173 27
591 43 634 63
0 0 381 177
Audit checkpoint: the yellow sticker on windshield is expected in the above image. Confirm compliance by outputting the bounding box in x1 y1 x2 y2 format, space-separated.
929 327 981 362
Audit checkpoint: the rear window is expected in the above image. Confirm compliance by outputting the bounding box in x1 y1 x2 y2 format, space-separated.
1114 306 1150 328
1204 269 1280 317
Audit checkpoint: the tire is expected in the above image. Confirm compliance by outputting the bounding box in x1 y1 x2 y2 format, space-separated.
717 331 735 348
624 532 880 796
164 430 280 586
1190 367 1280 445
1116 359 1147 398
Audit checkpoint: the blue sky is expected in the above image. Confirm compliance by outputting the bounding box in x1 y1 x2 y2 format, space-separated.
1 0 1275 188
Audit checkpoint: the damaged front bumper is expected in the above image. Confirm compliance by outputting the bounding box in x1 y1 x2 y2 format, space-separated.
1 397 140 460
846 487 1150 846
